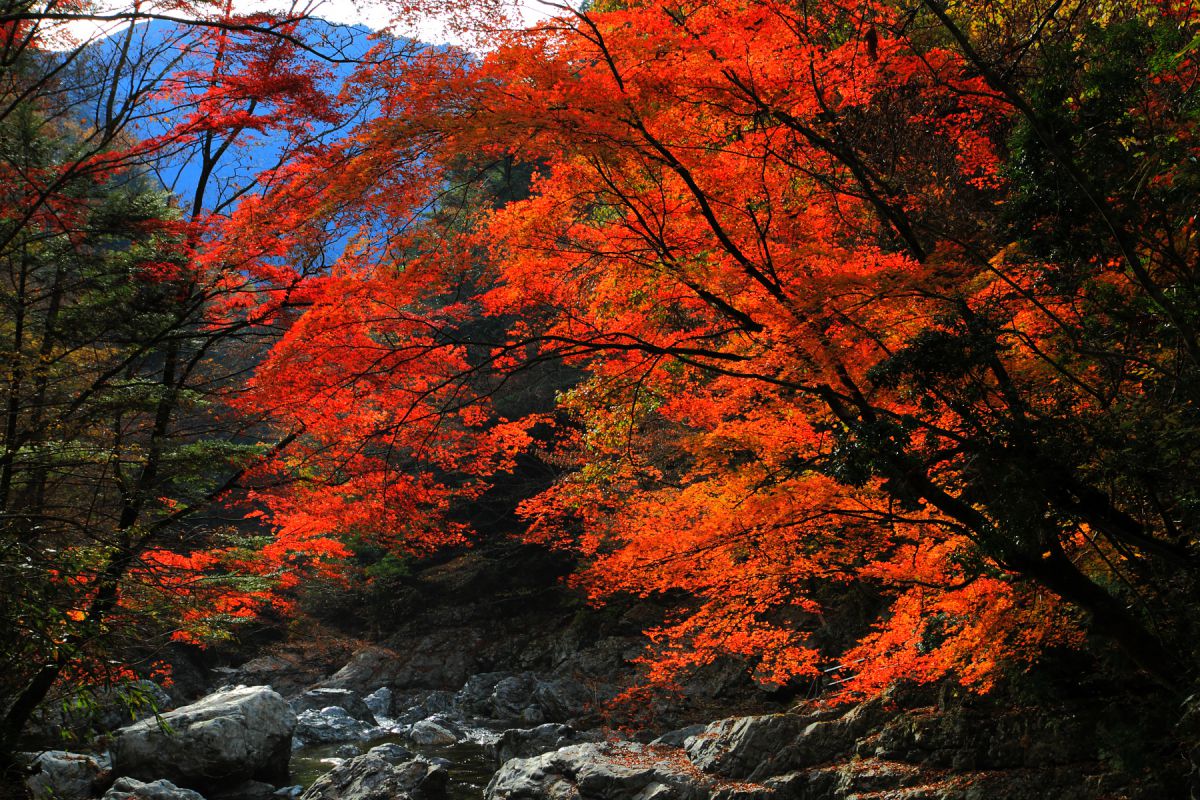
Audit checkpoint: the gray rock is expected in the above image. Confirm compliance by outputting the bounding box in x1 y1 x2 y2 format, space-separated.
834 758 923 795
485 742 716 800
759 771 810 798
684 714 806 779
684 702 889 782
291 689 376 725
407 716 463 746
365 743 413 763
455 672 592 724
392 691 455 725
320 648 402 694
543 637 639 686
27 751 111 800
531 678 591 723
294 707 375 746
652 725 706 749
324 635 481 693
677 657 756 702
111 685 295 788
363 688 393 719
104 778 206 800
487 724 602 764
454 673 511 716
865 706 1095 773
491 674 541 722
212 658 320 699
300 753 447 800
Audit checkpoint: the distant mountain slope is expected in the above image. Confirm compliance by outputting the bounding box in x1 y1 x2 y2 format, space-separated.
81 17 392 213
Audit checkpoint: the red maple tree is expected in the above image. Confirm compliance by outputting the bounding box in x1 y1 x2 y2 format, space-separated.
245 0 1200 699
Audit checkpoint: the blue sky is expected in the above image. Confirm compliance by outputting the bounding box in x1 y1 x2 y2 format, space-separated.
55 0 557 49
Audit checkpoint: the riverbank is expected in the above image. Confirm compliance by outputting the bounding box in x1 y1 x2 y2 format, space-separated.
17 543 1192 799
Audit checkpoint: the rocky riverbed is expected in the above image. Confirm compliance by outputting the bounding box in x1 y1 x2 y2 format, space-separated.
15 547 1189 799
20 652 1179 800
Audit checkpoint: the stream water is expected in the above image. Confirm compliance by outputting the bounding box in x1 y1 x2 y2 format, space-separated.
289 726 501 800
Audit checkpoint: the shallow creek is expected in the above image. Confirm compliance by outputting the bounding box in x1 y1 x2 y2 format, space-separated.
289 725 501 800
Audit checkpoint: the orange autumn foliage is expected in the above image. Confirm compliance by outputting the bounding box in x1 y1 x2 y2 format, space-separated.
236 0 1200 700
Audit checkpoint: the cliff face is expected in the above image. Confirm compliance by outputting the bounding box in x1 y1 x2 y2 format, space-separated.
222 541 776 728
